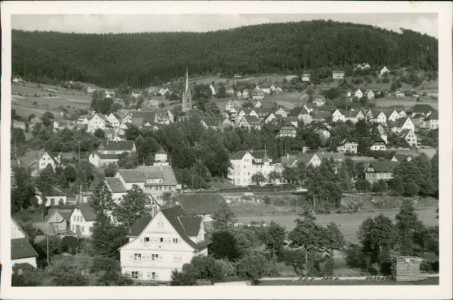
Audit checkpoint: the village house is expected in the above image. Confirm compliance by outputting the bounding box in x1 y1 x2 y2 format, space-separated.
380 66 390 76
209 84 216 96
29 117 42 130
53 120 77 132
251 87 265 100
386 109 403 123
119 206 210 282
313 95 326 107
45 208 73 234
238 115 261 130
337 137 359 154
367 109 387 125
264 112 278 124
124 110 174 129
364 161 397 182
86 113 108 133
399 129 418 147
106 113 123 129
242 89 250 99
11 219 38 269
355 63 371 70
301 72 310 82
226 86 235 96
70 203 96 237
106 158 178 204
366 90 375 100
89 140 136 167
332 70 345 79
420 111 439 130
391 117 415 134
342 110 365 124
354 89 364 99
13 120 26 130
332 109 345 122
277 119 297 138
228 150 281 186
36 187 67 206
38 151 63 172
253 100 262 108
372 123 389 144
274 107 288 118
364 137 387 151
131 91 142 99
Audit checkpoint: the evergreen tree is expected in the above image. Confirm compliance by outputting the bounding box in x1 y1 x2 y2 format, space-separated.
395 199 424 255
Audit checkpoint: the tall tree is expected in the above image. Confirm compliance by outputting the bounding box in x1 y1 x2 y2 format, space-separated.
113 185 152 229
395 199 424 255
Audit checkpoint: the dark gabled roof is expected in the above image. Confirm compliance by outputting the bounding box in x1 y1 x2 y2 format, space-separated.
337 137 358 146
365 161 397 173
127 214 153 237
137 165 178 186
244 115 260 125
399 129 414 138
105 178 127 193
282 119 296 128
74 203 96 222
230 150 249 160
202 117 221 127
392 154 413 162
394 117 411 127
118 169 146 183
98 141 135 151
161 206 208 249
45 208 73 222
92 152 122 160
179 216 202 236
289 107 304 117
410 104 436 114
11 238 38 260
177 193 227 216
316 152 346 161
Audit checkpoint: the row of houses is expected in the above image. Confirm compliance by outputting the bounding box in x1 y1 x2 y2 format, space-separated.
228 148 417 186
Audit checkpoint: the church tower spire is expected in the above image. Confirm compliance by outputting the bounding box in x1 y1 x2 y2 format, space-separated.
182 68 192 113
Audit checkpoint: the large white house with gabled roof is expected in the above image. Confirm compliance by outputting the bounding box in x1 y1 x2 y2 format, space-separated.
228 150 281 186
119 206 210 282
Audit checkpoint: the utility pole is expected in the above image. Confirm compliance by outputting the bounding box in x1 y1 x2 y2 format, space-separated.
78 141 81 163
46 223 50 266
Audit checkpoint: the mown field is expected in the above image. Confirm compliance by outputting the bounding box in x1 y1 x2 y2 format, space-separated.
257 277 439 285
11 82 92 118
237 206 438 244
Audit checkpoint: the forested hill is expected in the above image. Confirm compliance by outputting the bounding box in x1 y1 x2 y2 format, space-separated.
12 20 437 88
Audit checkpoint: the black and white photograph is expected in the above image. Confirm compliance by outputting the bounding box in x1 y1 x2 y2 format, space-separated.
1 1 452 299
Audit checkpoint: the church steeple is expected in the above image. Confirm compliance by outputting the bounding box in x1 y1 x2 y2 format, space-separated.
182 68 192 113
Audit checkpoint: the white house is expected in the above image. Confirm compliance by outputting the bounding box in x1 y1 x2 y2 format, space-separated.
38 152 62 172
380 66 390 76
391 117 415 134
70 203 96 237
337 138 359 154
313 95 326 107
366 90 375 100
89 141 136 167
119 206 210 282
228 150 281 186
399 129 418 147
332 109 345 122
301 73 310 82
87 113 107 133
355 89 363 99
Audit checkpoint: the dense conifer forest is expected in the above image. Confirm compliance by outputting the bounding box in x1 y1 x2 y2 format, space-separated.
12 20 437 88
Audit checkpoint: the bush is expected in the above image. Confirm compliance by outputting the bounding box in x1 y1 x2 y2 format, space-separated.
236 253 269 281
51 263 89 286
97 270 133 286
90 256 120 274
345 244 367 269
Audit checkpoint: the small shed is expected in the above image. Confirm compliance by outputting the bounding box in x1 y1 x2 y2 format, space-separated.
392 256 423 281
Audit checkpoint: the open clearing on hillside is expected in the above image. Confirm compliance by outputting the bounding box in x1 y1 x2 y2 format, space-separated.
237 206 438 244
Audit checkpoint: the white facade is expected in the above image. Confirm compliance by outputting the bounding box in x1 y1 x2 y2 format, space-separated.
355 89 363 99
228 151 280 186
332 110 345 122
120 211 208 282
38 152 59 171
392 118 415 134
87 113 106 133
337 141 358 154
70 208 95 237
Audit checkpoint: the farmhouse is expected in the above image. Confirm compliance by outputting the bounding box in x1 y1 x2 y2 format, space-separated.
301 72 310 82
391 117 415 134
409 104 435 118
313 95 326 107
380 66 390 76
119 206 210 282
45 208 72 234
398 129 418 147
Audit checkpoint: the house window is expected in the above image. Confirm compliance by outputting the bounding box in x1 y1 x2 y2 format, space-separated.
173 238 179 244
131 271 138 279
160 237 164 243
152 272 157 280
152 254 159 261
144 237 150 243
134 253 141 261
